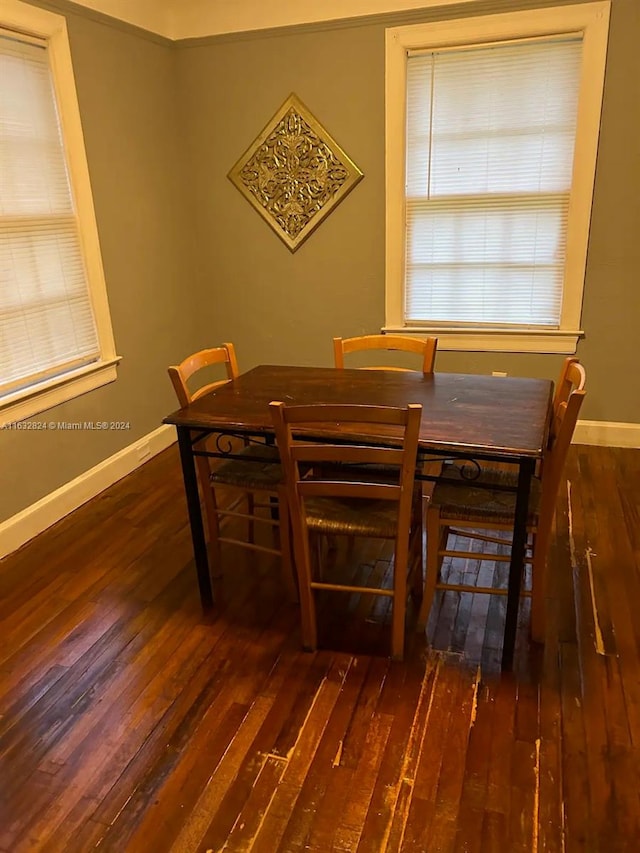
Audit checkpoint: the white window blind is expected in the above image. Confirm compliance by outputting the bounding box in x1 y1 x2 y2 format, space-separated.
0 33 99 398
405 37 583 328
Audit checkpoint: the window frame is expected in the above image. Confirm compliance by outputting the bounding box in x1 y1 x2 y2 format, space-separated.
384 2 611 353
0 0 119 426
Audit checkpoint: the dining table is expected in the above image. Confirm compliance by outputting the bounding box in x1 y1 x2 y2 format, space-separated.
163 364 553 670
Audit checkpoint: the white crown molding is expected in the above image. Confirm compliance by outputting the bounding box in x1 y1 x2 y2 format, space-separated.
68 0 479 40
1 418 638 562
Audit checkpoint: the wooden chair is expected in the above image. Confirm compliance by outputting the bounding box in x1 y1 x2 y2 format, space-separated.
270 401 424 660
333 333 439 505
417 360 586 645
551 356 586 441
168 344 296 600
333 334 438 374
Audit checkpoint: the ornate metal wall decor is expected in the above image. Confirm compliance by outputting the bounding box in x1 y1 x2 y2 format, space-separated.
228 94 363 252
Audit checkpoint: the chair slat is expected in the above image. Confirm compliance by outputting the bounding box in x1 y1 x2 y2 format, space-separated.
290 444 404 465
298 481 401 500
333 334 438 374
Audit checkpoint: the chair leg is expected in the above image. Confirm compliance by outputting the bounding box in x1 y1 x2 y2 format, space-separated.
391 539 409 661
530 531 547 643
269 494 279 523
199 460 223 578
247 492 255 543
294 526 318 652
417 507 445 631
325 534 339 552
277 487 298 603
409 516 424 602
410 549 424 601
315 535 326 581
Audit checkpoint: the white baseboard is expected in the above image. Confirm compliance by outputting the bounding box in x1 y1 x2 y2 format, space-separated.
1 418 638 562
573 419 640 448
0 424 176 561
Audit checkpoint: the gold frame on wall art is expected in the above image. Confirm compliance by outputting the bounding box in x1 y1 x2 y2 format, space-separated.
228 94 364 252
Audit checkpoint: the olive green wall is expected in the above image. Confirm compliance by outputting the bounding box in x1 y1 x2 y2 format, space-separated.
0 6 196 522
1 0 638 527
176 0 640 426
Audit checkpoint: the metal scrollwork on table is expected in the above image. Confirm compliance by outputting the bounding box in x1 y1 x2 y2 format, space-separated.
450 459 482 480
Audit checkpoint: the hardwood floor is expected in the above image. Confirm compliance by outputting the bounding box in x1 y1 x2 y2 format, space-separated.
0 444 638 852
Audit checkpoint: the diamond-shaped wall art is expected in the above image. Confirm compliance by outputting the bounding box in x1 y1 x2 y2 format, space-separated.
228 94 364 252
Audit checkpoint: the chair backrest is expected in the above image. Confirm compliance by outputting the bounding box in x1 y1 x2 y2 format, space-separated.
552 357 586 423
270 401 422 542
168 343 239 407
333 334 437 374
538 380 586 530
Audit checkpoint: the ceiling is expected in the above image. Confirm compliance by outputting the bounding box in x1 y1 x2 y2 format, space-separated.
70 0 477 40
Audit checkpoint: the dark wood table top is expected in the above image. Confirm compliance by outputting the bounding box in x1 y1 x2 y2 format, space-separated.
164 364 553 460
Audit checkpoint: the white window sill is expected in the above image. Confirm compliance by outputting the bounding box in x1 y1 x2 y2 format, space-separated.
382 327 583 354
0 357 121 426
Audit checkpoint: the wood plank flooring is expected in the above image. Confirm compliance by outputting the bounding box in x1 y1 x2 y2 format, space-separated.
0 444 638 851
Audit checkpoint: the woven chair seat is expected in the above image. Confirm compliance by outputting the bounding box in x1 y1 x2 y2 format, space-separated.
431 462 541 525
210 443 282 489
305 495 420 539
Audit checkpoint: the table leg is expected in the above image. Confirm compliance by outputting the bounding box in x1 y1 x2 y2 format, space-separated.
176 426 214 611
502 456 535 670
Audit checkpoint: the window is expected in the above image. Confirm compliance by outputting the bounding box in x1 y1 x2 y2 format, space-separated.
385 3 610 353
0 0 118 425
